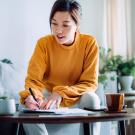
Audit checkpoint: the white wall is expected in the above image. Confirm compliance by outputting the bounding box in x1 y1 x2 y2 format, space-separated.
80 0 106 47
131 0 135 57
0 0 105 71
0 0 55 70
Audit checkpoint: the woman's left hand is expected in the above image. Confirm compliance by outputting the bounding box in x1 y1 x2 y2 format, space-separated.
40 92 62 110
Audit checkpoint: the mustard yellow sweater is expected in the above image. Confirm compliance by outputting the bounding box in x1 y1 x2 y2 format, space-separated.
19 33 99 107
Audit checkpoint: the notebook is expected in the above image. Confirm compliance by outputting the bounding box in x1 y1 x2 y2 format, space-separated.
21 108 94 115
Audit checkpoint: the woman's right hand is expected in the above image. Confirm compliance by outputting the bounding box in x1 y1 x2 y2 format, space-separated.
24 95 43 110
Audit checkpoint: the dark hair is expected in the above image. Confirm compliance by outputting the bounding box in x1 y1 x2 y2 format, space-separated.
49 0 82 26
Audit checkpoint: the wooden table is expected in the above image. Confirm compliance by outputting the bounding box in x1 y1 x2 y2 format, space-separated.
123 92 135 135
0 108 135 135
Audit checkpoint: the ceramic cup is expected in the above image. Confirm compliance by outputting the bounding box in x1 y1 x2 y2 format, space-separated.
0 99 16 115
105 93 124 112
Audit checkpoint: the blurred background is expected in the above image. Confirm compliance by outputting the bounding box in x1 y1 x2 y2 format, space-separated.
0 1 135 135
0 0 135 101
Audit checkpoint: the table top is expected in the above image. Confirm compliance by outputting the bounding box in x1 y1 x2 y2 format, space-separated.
1 108 135 124
125 96 135 101
120 91 135 96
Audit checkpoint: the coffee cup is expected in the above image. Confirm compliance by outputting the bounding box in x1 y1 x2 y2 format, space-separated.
105 93 124 112
0 98 16 115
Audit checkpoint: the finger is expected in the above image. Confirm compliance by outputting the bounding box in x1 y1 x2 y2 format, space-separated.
25 102 39 110
25 95 37 104
55 99 61 109
26 95 41 109
37 98 43 106
25 96 40 109
40 100 48 109
45 99 54 110
49 100 57 109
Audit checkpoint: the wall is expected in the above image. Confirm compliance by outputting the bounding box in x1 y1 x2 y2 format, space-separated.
80 0 106 47
0 0 55 70
0 0 105 71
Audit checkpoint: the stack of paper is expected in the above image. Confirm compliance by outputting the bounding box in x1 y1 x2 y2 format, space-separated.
22 108 94 115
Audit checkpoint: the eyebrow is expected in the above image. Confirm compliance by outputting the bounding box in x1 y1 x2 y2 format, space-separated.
51 19 70 23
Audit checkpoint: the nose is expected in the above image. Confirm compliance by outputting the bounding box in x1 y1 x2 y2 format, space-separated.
55 26 63 34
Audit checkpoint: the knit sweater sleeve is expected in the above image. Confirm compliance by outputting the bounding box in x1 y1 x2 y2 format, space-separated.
19 39 47 104
53 38 99 107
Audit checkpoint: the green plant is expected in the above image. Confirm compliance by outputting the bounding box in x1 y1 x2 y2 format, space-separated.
99 46 123 83
98 74 107 85
99 46 116 86
117 58 135 76
0 96 8 100
0 59 13 64
103 55 123 72
99 46 123 72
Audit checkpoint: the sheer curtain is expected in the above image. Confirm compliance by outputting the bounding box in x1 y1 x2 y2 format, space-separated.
105 0 133 58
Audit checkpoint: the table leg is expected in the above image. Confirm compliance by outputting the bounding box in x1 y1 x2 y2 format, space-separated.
119 121 126 135
83 123 90 135
15 123 20 135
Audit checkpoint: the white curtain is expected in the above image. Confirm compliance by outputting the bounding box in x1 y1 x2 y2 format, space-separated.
105 0 133 58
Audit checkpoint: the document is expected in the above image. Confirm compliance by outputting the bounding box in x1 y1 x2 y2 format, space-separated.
21 108 94 115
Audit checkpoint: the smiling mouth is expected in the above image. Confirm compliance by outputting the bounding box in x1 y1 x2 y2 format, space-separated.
57 35 65 40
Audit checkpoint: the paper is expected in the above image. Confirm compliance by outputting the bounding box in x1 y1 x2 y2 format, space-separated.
21 108 94 115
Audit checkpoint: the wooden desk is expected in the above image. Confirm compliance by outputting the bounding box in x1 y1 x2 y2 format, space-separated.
0 109 135 135
124 92 135 135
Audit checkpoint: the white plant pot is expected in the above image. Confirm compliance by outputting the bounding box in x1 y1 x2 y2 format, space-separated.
0 98 16 115
132 79 135 90
119 76 133 91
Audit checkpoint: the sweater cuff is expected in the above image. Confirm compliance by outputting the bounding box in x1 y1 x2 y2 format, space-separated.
19 88 44 105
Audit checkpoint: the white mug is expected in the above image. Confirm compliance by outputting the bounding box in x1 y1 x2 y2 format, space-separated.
0 99 16 115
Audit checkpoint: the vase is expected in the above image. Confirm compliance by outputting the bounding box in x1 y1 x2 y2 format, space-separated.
119 76 133 91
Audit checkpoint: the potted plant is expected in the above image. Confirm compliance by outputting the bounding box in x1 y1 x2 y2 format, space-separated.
117 58 135 91
98 46 124 104
103 55 123 73
0 96 16 115
99 46 123 92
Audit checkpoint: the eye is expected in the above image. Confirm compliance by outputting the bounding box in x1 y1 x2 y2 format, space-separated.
63 24 69 27
51 22 58 26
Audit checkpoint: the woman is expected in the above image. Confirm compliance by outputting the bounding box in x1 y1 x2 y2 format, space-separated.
19 0 100 135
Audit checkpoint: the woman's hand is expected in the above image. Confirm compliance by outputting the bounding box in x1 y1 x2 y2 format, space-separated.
24 95 43 110
40 92 62 110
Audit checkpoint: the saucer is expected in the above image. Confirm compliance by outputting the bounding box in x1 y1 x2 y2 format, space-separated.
104 109 127 113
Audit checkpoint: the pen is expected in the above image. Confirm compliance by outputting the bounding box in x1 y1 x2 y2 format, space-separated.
29 88 40 108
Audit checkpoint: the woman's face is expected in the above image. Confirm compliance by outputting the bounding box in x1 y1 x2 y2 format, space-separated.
51 11 78 45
